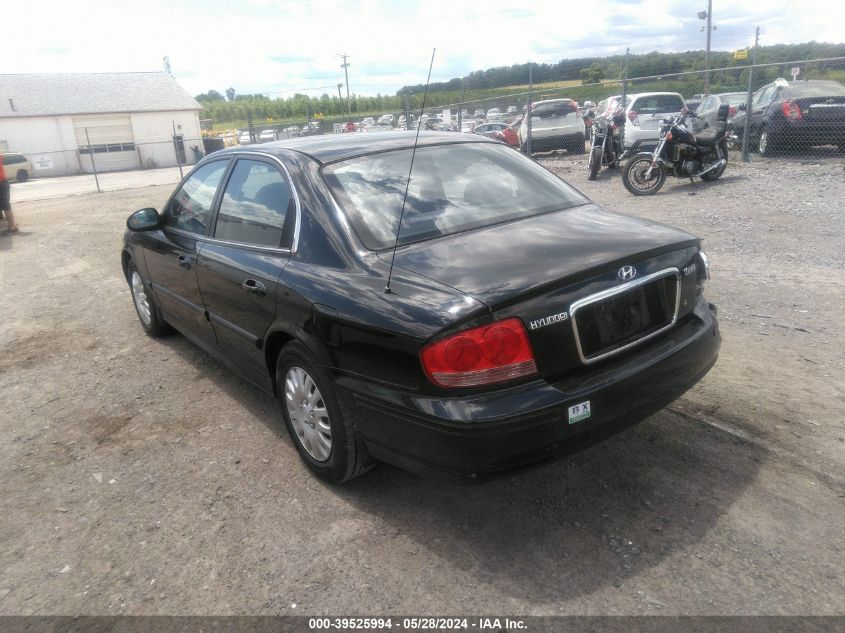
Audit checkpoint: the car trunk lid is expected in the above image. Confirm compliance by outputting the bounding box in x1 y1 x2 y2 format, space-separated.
380 204 702 380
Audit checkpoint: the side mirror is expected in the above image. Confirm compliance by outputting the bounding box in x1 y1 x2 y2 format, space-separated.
127 207 161 232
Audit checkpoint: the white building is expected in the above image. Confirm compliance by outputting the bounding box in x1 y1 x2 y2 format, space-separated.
0 72 203 177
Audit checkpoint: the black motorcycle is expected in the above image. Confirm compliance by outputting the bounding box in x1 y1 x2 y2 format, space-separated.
587 106 626 180
621 104 730 195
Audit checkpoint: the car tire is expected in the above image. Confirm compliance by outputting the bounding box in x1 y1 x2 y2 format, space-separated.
16 169 28 183
758 128 776 157
276 342 373 484
588 146 602 180
127 260 169 337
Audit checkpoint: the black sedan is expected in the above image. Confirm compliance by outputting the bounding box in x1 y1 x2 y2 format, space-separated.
731 78 845 155
122 132 720 483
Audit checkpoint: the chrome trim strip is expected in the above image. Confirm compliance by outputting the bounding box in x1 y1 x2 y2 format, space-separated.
569 267 682 365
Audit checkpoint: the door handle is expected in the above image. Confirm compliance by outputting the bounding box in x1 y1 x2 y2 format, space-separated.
177 254 193 269
242 279 266 296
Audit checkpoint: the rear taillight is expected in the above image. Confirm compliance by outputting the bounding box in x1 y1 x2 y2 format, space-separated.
728 105 737 117
628 110 640 126
781 100 803 121
573 100 582 118
420 318 538 388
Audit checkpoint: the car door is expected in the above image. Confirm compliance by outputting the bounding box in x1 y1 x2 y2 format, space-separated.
144 159 229 345
750 85 777 133
693 96 715 132
196 155 297 380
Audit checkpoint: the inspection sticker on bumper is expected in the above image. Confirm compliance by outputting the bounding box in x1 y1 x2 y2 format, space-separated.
568 401 591 424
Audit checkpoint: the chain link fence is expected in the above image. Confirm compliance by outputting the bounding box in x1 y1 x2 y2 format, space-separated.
4 55 843 201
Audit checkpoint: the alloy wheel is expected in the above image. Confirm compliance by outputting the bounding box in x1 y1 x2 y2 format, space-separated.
131 271 152 326
285 366 332 462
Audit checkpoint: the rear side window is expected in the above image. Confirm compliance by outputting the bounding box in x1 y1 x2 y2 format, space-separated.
3 154 25 165
532 100 576 118
165 160 228 235
214 159 294 248
633 95 685 113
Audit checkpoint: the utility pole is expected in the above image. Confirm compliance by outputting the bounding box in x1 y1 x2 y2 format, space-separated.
525 64 533 156
339 54 351 115
621 48 629 153
741 26 760 163
699 0 714 96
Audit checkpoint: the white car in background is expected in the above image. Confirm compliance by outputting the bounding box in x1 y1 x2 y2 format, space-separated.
1 152 31 182
518 98 584 154
621 92 686 151
486 107 503 121
258 129 277 143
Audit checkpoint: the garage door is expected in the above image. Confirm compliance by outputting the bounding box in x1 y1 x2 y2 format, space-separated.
74 116 140 172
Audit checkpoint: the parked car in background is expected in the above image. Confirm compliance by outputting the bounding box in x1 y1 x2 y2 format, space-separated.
259 129 277 143
686 94 705 113
1 152 31 182
507 105 518 116
729 78 845 155
493 124 520 147
690 92 747 133
473 122 518 147
121 131 719 483
487 108 503 121
621 92 686 151
519 98 584 154
238 131 253 145
473 122 508 137
474 109 485 119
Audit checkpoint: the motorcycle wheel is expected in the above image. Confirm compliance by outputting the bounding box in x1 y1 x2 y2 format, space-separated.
622 155 666 196
588 146 602 180
701 141 728 182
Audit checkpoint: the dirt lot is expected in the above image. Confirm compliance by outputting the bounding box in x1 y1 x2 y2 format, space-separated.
0 152 842 617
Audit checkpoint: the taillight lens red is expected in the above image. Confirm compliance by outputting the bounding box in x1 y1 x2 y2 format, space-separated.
781 100 802 121
728 105 737 117
420 318 538 388
627 110 639 126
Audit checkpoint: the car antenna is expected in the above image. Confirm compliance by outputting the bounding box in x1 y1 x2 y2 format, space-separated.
385 48 436 295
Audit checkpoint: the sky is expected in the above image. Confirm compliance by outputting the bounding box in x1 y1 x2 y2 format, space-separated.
4 0 844 98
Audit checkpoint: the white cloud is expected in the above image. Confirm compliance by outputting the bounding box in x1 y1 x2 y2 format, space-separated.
2 0 844 97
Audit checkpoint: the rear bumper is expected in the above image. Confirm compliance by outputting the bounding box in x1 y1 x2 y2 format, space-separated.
770 120 845 145
522 131 584 150
340 299 720 481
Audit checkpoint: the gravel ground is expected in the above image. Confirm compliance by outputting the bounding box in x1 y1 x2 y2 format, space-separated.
0 151 842 617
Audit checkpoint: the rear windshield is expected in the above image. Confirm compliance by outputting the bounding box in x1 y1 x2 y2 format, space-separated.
323 142 588 250
783 81 845 98
719 93 748 106
532 100 576 118
632 94 685 113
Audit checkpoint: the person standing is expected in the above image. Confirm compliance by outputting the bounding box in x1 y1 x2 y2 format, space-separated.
0 154 18 232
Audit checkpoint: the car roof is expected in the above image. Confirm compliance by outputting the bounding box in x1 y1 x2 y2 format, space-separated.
215 131 497 165
627 92 684 98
